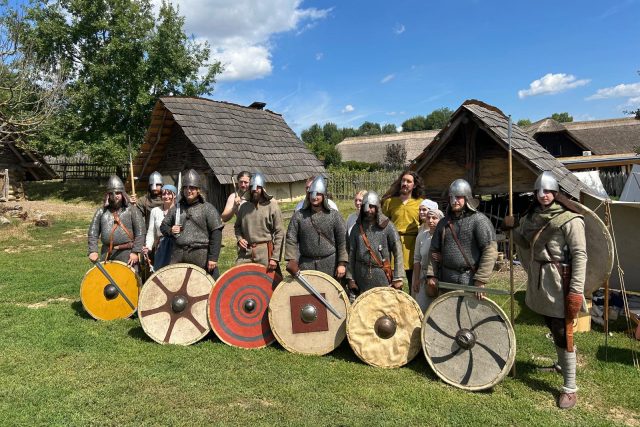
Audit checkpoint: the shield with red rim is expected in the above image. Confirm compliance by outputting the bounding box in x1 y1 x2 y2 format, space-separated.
208 263 282 349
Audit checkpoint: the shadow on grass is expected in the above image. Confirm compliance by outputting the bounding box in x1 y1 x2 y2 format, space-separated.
71 300 94 320
514 360 559 397
25 180 104 204
596 344 640 366
514 291 546 326
127 325 155 343
325 340 363 364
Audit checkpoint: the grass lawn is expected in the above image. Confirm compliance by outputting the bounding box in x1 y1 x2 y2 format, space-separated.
0 186 638 425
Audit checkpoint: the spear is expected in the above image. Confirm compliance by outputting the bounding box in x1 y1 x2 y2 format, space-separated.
128 136 136 197
507 115 516 377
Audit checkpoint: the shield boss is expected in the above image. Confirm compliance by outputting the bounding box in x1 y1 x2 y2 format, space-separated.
80 260 141 321
208 263 282 349
138 263 213 345
268 270 349 356
347 287 423 368
422 291 516 391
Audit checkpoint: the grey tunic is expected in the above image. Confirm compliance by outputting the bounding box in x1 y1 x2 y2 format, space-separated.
234 199 285 267
284 207 348 276
136 193 163 227
427 210 498 285
160 196 224 270
347 214 405 292
87 204 145 263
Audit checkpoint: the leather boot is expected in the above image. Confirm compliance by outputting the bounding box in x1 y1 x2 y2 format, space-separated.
558 392 577 409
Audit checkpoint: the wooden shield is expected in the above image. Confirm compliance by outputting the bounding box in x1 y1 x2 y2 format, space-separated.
576 202 614 295
80 261 141 321
347 287 423 368
268 270 349 356
138 263 213 346
422 291 516 391
208 263 282 349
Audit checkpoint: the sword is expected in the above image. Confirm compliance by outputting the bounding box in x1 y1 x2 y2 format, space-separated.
437 281 512 296
175 172 182 235
92 260 136 310
289 270 343 319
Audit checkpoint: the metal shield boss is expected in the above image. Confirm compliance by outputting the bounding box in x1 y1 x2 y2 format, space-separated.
571 201 614 295
268 270 349 356
422 291 516 391
80 260 141 321
347 287 423 368
138 263 213 345
208 263 282 349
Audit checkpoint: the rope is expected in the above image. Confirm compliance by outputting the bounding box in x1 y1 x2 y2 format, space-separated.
605 201 639 368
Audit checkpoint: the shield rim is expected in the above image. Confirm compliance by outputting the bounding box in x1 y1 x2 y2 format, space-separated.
208 263 281 349
268 269 349 356
421 291 516 391
346 287 424 369
576 202 614 295
80 260 141 321
138 263 214 346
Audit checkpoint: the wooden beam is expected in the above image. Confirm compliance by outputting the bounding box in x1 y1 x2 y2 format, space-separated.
141 109 167 178
464 122 478 186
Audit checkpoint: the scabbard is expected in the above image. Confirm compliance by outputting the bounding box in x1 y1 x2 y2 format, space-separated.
565 317 574 352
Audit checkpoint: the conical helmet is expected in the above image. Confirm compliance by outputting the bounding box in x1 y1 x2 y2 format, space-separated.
534 171 559 197
149 171 163 189
302 176 330 210
448 179 476 212
106 175 125 193
182 169 201 188
362 191 380 211
250 172 266 191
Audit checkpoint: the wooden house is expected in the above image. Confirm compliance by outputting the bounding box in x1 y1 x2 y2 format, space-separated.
411 100 590 201
336 130 439 165
131 97 326 210
0 140 57 202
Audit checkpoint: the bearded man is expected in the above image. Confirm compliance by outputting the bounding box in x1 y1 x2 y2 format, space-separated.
88 175 145 268
347 191 404 294
234 172 284 272
220 170 251 222
426 179 498 300
160 169 224 278
285 176 347 279
505 171 587 409
381 170 424 288
131 171 164 226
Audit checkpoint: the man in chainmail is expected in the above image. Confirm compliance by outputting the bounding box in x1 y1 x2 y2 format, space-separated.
131 170 164 226
347 191 404 294
285 176 348 279
88 175 145 268
234 172 284 272
160 169 224 279
426 179 498 299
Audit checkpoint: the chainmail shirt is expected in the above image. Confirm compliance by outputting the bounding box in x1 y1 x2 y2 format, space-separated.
87 204 145 263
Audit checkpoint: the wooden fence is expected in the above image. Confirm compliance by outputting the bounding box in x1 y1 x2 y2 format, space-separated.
327 170 400 200
600 171 627 197
44 155 125 182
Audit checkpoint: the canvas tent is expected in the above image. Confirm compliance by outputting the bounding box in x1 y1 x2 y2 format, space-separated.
620 164 640 202
131 97 326 210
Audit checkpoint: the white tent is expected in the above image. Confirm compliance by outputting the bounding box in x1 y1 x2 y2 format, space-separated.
573 170 608 198
620 164 640 202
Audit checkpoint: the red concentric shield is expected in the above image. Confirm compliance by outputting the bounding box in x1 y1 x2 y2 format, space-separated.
208 263 282 349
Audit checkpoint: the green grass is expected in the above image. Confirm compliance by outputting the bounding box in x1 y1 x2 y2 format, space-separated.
0 194 638 425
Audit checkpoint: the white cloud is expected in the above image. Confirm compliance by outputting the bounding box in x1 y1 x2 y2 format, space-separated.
518 73 590 99
393 23 405 34
586 82 640 100
315 52 324 61
158 0 331 81
342 104 355 113
381 74 395 84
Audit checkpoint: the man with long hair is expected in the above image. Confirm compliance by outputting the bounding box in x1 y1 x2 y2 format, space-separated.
381 170 425 288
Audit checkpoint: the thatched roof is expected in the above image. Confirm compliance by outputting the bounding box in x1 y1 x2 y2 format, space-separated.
526 117 640 155
413 100 590 199
136 97 325 185
336 130 439 164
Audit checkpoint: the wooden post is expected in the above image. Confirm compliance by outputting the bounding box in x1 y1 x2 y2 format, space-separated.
507 116 516 377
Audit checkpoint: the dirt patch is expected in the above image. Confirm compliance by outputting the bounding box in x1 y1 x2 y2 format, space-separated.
17 297 74 309
4 244 53 254
228 398 277 410
2 200 95 221
607 406 640 426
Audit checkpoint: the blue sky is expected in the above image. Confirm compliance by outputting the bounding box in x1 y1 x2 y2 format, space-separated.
184 0 639 133
12 0 640 133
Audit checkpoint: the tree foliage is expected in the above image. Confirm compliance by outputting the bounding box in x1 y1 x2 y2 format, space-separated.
381 123 397 134
401 107 453 132
358 121 381 136
12 0 221 164
516 118 532 127
551 112 573 123
384 143 406 170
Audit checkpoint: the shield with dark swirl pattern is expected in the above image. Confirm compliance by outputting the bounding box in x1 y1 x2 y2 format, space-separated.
421 291 516 391
208 263 282 349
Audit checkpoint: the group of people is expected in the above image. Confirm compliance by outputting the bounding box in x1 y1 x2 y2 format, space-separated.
87 168 586 409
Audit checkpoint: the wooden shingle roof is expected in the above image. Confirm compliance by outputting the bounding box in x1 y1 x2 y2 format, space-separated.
413 100 591 199
140 97 325 185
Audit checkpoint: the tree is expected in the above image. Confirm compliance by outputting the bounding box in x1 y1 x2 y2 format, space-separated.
301 124 324 148
381 123 398 134
358 121 381 136
401 115 427 132
384 143 406 170
322 122 342 145
15 0 221 164
516 118 532 127
551 112 573 123
425 107 452 130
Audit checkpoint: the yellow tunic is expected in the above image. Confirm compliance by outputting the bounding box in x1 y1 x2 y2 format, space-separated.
382 196 423 270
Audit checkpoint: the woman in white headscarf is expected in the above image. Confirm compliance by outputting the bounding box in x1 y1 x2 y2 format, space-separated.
411 199 444 312
144 184 177 271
